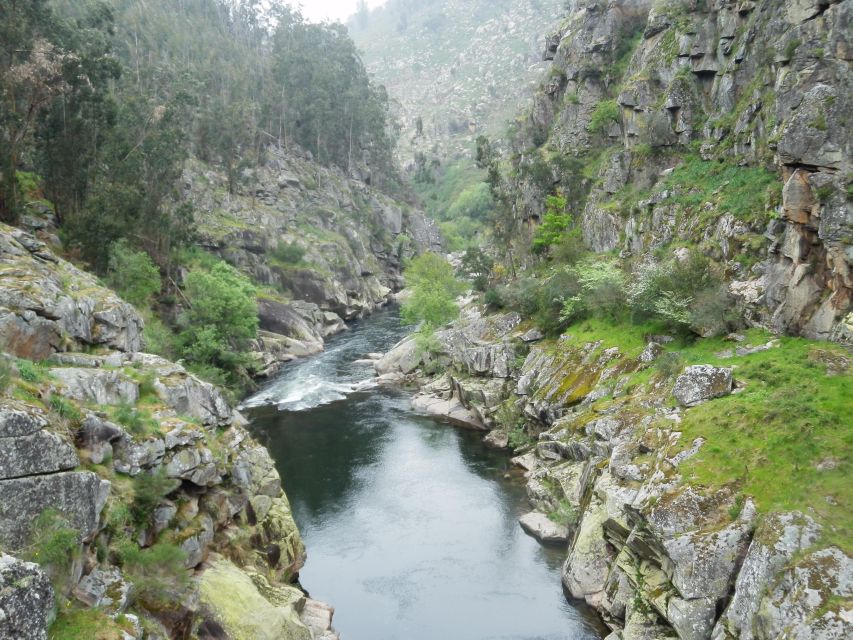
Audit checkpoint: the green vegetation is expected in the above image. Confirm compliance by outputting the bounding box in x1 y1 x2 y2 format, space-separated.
129 470 180 530
548 500 578 528
106 241 161 307
177 260 258 386
670 337 852 551
271 241 306 265
401 253 464 328
587 100 620 134
116 540 189 609
661 154 779 222
532 195 572 254
50 608 130 640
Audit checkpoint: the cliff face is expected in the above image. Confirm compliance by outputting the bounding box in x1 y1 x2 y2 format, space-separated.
508 0 851 341
183 146 441 377
377 305 852 640
0 224 336 639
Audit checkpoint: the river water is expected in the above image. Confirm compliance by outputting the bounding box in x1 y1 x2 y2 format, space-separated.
245 308 604 640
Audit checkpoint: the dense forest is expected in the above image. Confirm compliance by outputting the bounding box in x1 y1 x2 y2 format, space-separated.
0 0 400 388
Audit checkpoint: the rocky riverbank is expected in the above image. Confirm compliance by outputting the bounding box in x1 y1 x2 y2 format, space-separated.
375 303 852 640
0 224 338 639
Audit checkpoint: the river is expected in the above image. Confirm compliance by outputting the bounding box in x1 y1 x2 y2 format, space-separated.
244 307 604 640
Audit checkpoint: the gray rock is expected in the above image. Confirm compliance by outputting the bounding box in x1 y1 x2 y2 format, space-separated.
518 512 569 543
73 566 131 613
673 365 733 407
0 471 109 551
153 372 232 427
165 447 221 487
520 328 544 342
410 394 486 430
113 437 166 475
0 428 78 480
50 367 139 406
0 404 47 438
0 554 54 640
638 342 663 363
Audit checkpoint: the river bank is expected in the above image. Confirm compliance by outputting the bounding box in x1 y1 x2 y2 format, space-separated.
245 307 606 640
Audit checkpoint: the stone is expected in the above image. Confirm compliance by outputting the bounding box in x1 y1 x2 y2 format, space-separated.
0 428 78 480
153 372 232 427
0 471 109 551
673 365 733 407
300 599 340 640
73 566 131 613
0 404 47 438
165 447 221 487
0 554 54 640
518 512 569 543
520 328 544 342
50 368 139 406
638 341 663 363
198 558 311 640
410 394 486 430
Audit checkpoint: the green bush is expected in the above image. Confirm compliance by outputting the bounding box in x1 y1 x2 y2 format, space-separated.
107 241 161 307
27 509 79 568
49 394 82 422
587 99 620 134
655 352 685 379
458 247 494 291
533 196 571 254
16 358 48 383
271 241 305 264
130 470 180 529
116 540 188 608
401 253 464 328
178 261 258 384
0 357 11 394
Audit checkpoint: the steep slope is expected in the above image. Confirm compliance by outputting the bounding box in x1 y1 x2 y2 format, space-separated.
505 0 851 340
350 0 565 164
0 224 338 639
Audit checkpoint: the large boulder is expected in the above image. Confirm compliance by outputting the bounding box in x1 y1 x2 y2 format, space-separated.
50 367 140 406
518 512 569 543
0 554 54 640
0 471 109 550
673 365 733 407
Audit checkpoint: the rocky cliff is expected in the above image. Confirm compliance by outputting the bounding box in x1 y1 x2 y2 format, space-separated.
506 0 851 341
182 146 441 377
0 224 337 639
376 303 852 640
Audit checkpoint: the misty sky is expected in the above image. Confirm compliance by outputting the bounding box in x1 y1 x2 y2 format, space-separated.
289 0 388 23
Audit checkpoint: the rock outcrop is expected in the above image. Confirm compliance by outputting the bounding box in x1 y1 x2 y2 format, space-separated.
381 302 852 640
0 228 337 639
504 0 852 342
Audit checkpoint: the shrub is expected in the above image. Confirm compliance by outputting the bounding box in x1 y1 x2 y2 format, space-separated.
271 241 305 264
49 394 82 422
551 227 586 265
106 241 161 307
401 253 464 328
587 99 620 134
16 358 48 383
178 261 258 383
533 203 571 254
0 357 11 394
130 470 180 529
655 352 684 379
116 540 188 608
484 287 503 308
28 509 79 568
458 247 494 291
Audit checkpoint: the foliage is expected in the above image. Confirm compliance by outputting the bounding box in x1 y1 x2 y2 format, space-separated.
49 394 81 422
116 540 188 608
130 470 180 529
107 241 161 307
270 241 305 265
177 261 258 384
401 253 463 328
112 404 157 437
27 509 79 569
655 352 685 379
627 252 732 334
458 247 494 291
587 99 620 134
16 358 49 384
0 357 10 394
532 195 571 254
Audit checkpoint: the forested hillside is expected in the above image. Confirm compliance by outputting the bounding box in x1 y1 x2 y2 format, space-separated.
0 0 432 392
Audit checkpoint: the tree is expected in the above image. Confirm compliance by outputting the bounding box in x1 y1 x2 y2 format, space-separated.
401 253 463 328
106 241 161 307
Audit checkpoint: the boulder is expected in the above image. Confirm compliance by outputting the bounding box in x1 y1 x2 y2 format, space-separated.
0 554 54 640
73 566 131 613
0 471 109 550
0 428 78 480
673 365 733 407
50 368 139 406
410 394 486 430
518 512 569 543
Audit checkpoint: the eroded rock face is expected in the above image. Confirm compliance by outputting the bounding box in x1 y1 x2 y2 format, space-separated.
0 224 142 358
0 555 54 640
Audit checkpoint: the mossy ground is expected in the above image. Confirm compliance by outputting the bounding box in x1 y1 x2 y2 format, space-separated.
49 607 131 640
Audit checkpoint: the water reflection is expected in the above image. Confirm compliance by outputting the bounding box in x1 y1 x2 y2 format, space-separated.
248 308 604 640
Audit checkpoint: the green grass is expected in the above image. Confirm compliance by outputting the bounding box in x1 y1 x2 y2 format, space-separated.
669 335 852 551
661 154 780 222
49 608 129 640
